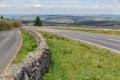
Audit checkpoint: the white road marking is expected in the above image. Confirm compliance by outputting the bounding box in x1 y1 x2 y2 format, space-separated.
36 28 120 54
59 34 120 54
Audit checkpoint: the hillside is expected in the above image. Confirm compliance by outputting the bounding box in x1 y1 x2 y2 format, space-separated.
3 14 120 27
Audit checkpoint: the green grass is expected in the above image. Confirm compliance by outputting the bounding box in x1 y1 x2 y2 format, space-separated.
12 29 37 63
39 31 120 80
59 27 120 35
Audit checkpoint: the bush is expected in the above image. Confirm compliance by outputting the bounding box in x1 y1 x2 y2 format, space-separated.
0 19 13 30
12 19 22 28
0 18 22 31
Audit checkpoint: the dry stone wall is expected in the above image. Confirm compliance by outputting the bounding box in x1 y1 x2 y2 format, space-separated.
0 28 49 80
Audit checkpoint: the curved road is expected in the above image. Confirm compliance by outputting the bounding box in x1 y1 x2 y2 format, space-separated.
36 28 120 53
0 29 21 74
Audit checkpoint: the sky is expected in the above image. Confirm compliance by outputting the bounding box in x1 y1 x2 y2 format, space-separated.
0 0 120 15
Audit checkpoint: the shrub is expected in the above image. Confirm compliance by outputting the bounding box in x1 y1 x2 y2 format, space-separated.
12 19 22 28
0 18 22 31
0 19 13 30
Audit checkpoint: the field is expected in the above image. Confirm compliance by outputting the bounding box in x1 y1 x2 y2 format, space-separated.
12 29 37 63
39 31 120 80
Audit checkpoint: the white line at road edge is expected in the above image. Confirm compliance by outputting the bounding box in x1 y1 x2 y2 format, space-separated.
57 34 120 54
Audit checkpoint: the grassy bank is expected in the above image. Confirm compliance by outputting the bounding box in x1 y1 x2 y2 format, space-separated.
12 29 37 63
60 27 120 35
39 31 120 80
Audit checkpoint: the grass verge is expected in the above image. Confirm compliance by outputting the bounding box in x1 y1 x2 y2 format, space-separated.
59 27 120 35
39 31 120 80
12 29 37 63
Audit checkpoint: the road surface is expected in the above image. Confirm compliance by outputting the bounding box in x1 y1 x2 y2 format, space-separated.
36 28 120 53
0 29 21 74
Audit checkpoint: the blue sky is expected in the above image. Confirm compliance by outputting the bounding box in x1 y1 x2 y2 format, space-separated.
0 0 120 15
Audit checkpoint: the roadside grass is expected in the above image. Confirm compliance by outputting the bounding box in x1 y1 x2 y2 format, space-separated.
12 29 37 63
59 27 120 35
39 31 120 80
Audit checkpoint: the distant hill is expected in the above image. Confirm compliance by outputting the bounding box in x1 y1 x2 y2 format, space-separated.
4 14 120 21
3 14 120 27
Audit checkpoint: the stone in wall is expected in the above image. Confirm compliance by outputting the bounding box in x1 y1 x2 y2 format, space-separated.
0 28 49 80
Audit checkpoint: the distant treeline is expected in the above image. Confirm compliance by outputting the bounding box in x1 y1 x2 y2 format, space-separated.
0 17 22 31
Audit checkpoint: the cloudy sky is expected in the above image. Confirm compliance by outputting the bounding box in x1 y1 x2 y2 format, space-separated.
0 0 120 15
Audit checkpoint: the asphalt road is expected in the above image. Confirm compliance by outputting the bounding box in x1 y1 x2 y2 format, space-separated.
0 29 21 74
36 28 120 53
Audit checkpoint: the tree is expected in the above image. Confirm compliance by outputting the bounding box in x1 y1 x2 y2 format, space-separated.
34 16 42 26
0 16 4 19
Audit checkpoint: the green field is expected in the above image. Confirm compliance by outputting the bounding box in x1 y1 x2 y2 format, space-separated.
39 31 120 80
12 29 37 63
60 27 120 35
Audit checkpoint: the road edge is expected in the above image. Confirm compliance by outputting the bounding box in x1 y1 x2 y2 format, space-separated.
0 28 50 80
0 29 22 76
38 29 120 54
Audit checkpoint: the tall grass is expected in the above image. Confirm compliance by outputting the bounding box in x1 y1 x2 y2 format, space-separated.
40 31 120 80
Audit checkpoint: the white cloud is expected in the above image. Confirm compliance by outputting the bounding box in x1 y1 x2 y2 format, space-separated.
33 5 43 8
1 0 120 14
0 4 43 8
0 4 6 7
